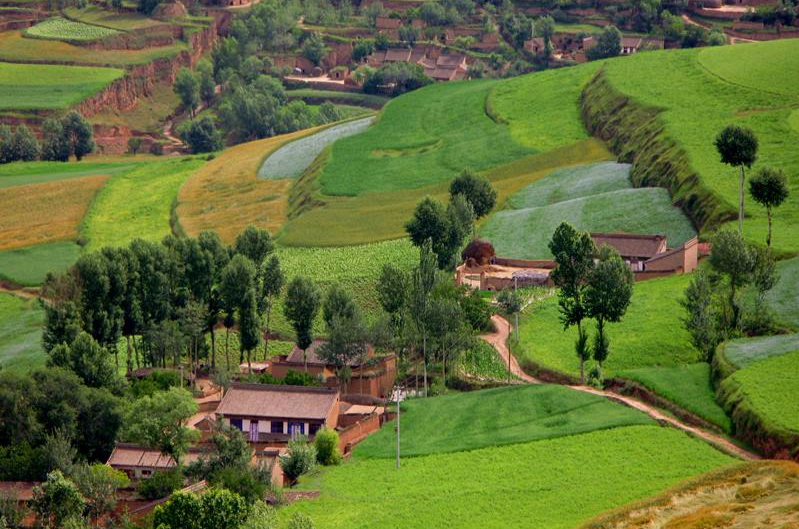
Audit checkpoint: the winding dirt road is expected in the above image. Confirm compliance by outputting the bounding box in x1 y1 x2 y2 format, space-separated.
480 314 759 460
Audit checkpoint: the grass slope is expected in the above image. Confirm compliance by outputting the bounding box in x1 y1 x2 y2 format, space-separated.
620 363 731 432
767 256 799 330
83 157 205 250
25 16 120 41
0 242 80 286
719 349 799 435
505 162 632 208
0 293 45 372
317 80 534 196
0 61 124 110
722 333 799 370
515 273 699 378
281 426 733 529
356 384 653 458
0 160 140 189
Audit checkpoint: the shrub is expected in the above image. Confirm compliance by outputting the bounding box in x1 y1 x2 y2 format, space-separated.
278 436 316 486
138 469 183 500
288 512 315 529
284 370 320 386
178 117 222 154
313 428 342 466
210 467 267 505
128 137 142 155
149 141 165 156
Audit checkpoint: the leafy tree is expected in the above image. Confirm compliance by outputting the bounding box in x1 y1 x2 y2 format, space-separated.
352 39 375 62
212 37 242 81
259 255 284 361
128 137 143 155
316 101 341 124
220 254 257 367
138 469 183 500
47 332 118 390
708 229 756 330
11 125 39 162
241 501 277 529
284 277 322 371
680 270 724 361
174 68 200 118
447 193 475 245
715 125 758 234
279 436 317 486
239 288 262 373
313 428 342 466
153 491 202 529
449 169 497 220
178 116 223 154
362 1 385 27
548 223 596 383
196 59 216 106
41 118 70 162
63 111 94 161
587 25 621 60
199 488 249 529
30 470 85 529
398 24 419 45
749 167 790 248
40 429 76 476
584 245 633 378
406 196 467 269
288 513 315 529
408 239 437 395
138 0 161 15
300 33 329 66
122 387 200 465
496 288 522 345
363 62 432 96
0 124 13 163
317 311 369 390
71 463 130 523
210 467 267 505
235 226 274 267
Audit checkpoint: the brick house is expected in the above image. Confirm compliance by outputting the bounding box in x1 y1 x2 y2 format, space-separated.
215 383 340 443
106 444 203 480
591 233 698 273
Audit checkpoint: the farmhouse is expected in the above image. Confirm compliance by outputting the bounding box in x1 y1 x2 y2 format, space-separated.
106 443 204 480
215 383 340 442
368 48 469 81
590 233 698 273
271 340 397 398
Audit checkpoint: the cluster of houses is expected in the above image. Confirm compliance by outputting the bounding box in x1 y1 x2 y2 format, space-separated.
457 233 699 290
524 33 665 63
367 47 471 81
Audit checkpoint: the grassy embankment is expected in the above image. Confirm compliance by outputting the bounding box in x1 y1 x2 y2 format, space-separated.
0 293 45 372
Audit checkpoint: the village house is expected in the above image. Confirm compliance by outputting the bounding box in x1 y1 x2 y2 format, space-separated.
106 444 204 480
582 35 665 55
369 47 468 81
590 233 698 273
271 340 397 398
215 383 340 442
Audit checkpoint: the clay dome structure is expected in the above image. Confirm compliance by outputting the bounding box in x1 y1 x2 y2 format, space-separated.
461 238 496 267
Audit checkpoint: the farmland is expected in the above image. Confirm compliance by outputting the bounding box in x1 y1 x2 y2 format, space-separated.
0 160 141 188
63 5 167 31
0 293 44 372
82 157 205 250
0 61 124 110
25 16 120 41
355 384 653 458
721 333 799 370
0 174 108 250
280 425 733 529
767 256 799 329
0 241 80 286
481 163 696 259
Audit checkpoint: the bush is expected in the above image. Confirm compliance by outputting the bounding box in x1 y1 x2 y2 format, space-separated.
210 467 267 505
284 370 320 387
178 116 223 154
313 428 342 466
149 141 166 156
128 137 142 155
278 436 316 486
288 512 315 529
137 469 183 500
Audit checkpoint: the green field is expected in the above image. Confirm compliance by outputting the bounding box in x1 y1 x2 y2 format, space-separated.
286 89 390 108
620 363 731 432
481 164 696 259
515 273 699 378
82 157 205 250
25 16 120 41
719 349 799 435
356 384 653 458
0 293 45 372
281 425 733 529
0 61 124 110
0 160 141 189
63 5 167 31
0 241 81 286
722 333 799 370
317 80 534 196
767 257 799 330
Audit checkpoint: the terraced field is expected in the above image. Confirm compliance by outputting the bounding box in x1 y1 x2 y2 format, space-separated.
0 61 124 110
25 16 120 41
481 163 696 258
0 241 80 286
0 293 44 372
767 256 799 330
722 334 799 370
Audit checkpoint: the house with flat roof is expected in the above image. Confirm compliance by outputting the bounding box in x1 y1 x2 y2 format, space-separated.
215 383 340 443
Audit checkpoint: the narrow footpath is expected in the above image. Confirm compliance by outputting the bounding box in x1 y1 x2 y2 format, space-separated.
480 314 759 460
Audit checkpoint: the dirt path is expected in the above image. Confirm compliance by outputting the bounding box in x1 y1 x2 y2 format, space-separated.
0 282 38 300
481 314 759 460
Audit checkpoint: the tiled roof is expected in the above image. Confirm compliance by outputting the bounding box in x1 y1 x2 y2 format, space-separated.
107 444 202 469
215 383 339 420
286 340 375 367
384 48 412 61
591 233 667 259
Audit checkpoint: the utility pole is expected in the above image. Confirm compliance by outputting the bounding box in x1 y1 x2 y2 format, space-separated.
395 385 401 469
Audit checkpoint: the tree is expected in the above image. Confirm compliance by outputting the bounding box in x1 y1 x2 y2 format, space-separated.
362 1 385 27
174 68 200 118
220 255 257 367
153 492 202 529
239 288 261 374
587 25 621 60
0 124 13 164
235 226 274 267
715 125 758 235
584 246 633 378
497 288 522 345
11 125 39 162
128 137 143 155
708 229 755 330
30 471 85 529
447 193 475 245
300 33 329 66
279 436 317 486
122 387 200 465
40 118 69 162
408 239 437 395
178 116 223 154
46 332 119 390
71 463 130 523
449 169 497 220
352 39 375 62
749 167 789 248
548 223 596 383
406 196 467 269
284 277 321 371
198 488 249 529
680 270 724 361
377 263 409 347
259 255 284 361
313 428 342 466
317 311 369 391
196 59 216 106
288 513 315 529
63 111 94 161
240 501 277 529
398 24 419 45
